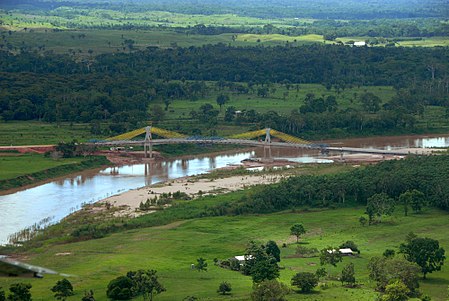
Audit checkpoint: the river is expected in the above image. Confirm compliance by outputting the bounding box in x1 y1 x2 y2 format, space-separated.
1 134 448 244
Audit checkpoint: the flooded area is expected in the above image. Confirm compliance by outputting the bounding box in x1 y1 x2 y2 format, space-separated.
0 134 448 244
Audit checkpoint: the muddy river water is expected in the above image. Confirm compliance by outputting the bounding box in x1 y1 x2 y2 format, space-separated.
1 134 448 244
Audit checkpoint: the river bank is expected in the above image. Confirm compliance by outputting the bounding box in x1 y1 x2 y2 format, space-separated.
0 156 111 193
1 133 448 244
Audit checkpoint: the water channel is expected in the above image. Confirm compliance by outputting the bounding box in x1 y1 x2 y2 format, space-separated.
1 134 449 244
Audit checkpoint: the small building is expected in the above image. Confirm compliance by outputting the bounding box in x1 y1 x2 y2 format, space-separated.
234 255 253 263
326 248 354 256
354 41 366 47
339 248 354 256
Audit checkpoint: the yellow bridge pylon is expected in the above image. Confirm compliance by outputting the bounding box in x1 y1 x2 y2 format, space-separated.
106 126 187 141
106 126 310 145
229 128 311 145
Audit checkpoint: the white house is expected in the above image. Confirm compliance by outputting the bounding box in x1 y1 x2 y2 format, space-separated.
354 41 366 47
234 255 253 263
326 248 354 256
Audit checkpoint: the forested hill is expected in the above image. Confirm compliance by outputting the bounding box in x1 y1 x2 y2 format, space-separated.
0 44 448 131
2 0 448 19
1 44 447 87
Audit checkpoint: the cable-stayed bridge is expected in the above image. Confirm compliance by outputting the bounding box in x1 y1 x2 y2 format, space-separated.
90 126 426 158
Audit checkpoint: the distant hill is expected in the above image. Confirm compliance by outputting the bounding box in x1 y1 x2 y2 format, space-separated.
1 0 448 19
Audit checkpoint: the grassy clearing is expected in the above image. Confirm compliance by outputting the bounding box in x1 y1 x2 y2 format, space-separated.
1 206 448 300
0 153 83 180
236 33 325 45
3 28 446 58
0 10 296 30
161 83 396 120
0 155 110 190
0 29 328 57
337 36 449 47
0 121 99 146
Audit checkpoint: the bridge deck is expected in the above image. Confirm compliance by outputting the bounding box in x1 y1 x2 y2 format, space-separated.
91 138 431 156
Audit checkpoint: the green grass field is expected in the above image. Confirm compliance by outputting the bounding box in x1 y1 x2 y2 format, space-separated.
2 28 447 58
160 83 395 120
337 36 449 47
0 153 83 180
0 121 98 146
0 206 448 300
0 29 328 57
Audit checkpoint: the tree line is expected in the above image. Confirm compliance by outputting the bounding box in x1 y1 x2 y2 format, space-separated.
0 44 448 129
206 155 449 216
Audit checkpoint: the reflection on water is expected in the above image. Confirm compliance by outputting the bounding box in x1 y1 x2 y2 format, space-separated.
1 134 449 244
324 135 449 149
0 151 253 244
418 137 449 148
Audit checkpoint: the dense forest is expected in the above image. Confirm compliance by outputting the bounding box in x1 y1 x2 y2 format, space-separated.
0 44 448 137
2 0 448 19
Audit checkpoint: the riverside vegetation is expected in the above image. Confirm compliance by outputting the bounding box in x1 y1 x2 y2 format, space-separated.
1 155 448 300
1 0 449 300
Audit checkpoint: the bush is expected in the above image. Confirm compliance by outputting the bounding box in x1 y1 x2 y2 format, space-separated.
217 281 232 295
106 276 133 300
51 278 74 300
251 280 289 301
291 272 319 293
383 249 396 258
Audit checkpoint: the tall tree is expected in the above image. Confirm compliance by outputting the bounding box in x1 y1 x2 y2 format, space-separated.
367 257 420 293
51 278 74 300
341 263 356 287
265 241 281 262
290 224 306 243
128 270 166 301
7 283 32 301
366 193 395 224
243 241 280 283
399 189 426 216
400 236 446 279
216 94 229 111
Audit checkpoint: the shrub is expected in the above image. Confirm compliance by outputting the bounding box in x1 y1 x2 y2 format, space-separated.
291 272 319 293
217 281 232 295
251 279 289 301
106 276 133 300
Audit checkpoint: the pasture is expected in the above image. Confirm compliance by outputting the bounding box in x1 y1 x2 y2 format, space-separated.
0 153 83 181
0 204 448 300
0 121 96 146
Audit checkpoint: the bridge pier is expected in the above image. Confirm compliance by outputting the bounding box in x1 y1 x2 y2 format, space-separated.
261 145 274 163
260 128 274 162
144 126 153 158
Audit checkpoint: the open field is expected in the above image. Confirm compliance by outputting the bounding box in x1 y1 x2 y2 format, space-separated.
2 29 447 58
0 205 448 300
0 153 83 180
0 121 98 146
337 36 449 47
160 83 396 119
0 29 328 57
0 10 301 30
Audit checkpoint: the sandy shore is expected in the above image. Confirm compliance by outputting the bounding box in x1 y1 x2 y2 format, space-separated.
96 146 444 216
100 173 286 212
